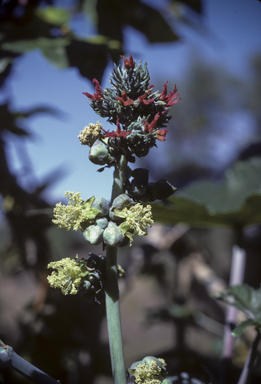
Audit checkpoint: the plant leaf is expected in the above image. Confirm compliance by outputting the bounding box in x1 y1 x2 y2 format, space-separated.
152 158 261 228
232 319 256 337
36 7 70 26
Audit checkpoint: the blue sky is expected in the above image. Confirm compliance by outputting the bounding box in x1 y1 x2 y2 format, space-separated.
3 0 261 204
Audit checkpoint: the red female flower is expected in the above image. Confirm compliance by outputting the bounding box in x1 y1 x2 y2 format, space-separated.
143 112 161 133
160 81 180 107
121 55 135 70
156 129 168 141
103 119 131 139
139 85 154 105
116 91 134 107
83 79 103 101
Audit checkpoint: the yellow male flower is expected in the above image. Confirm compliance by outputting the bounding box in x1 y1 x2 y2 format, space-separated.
47 258 89 295
112 203 154 245
78 121 104 146
53 192 101 231
132 358 167 384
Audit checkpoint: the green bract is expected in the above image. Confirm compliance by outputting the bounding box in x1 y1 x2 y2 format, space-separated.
103 222 124 247
83 225 104 245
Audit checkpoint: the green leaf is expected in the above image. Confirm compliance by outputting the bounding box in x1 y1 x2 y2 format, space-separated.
152 158 261 228
3 38 69 69
36 7 70 26
179 158 261 214
65 39 108 82
232 319 256 337
126 2 179 43
96 0 178 45
216 285 261 331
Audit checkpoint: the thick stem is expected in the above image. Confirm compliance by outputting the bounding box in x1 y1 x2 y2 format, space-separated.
111 155 128 203
105 154 127 384
105 247 126 384
0 341 58 384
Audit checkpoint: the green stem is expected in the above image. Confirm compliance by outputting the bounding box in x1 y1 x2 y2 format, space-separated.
105 155 127 384
111 155 128 202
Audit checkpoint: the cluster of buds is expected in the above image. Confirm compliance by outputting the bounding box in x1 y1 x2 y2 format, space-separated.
53 191 154 247
47 253 106 302
81 55 180 164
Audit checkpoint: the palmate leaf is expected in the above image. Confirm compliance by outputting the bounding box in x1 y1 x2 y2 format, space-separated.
96 0 179 45
152 158 261 228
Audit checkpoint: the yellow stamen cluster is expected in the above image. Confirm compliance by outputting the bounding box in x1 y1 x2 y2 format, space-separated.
125 203 154 235
116 203 154 245
78 121 104 146
53 192 100 231
134 359 167 384
47 258 88 295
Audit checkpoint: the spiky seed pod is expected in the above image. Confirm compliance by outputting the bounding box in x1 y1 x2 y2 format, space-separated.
95 217 108 229
86 252 106 275
92 197 109 217
89 139 112 165
103 222 124 247
147 180 177 201
83 225 104 245
131 179 147 197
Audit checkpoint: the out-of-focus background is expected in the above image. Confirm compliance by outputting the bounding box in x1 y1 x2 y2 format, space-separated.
1 0 261 383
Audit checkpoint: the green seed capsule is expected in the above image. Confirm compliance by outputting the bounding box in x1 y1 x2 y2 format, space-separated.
92 197 109 217
89 139 111 165
112 193 132 208
83 225 104 245
95 217 108 229
103 222 124 246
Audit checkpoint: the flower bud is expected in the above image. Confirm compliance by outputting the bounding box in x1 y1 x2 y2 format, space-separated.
112 193 132 208
92 197 109 217
103 222 124 246
89 139 111 165
95 217 108 229
83 225 104 245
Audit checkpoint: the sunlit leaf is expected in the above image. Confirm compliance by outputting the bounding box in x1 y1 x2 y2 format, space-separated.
36 7 70 26
152 158 261 228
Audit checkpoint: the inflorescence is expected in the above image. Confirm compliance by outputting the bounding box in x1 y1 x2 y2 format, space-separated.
48 55 179 297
